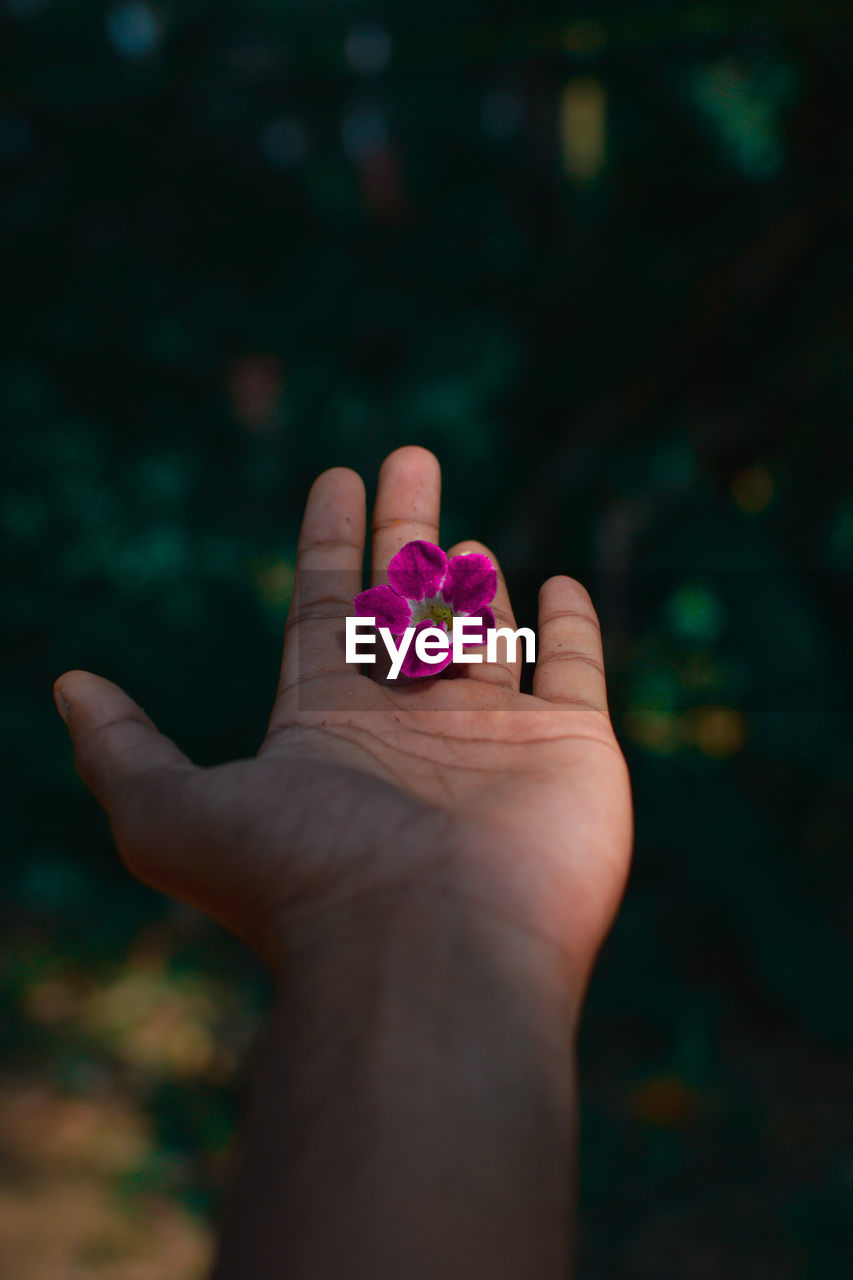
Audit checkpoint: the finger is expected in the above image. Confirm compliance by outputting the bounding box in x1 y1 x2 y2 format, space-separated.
54 671 271 954
53 668 199 881
532 576 609 713
445 539 521 688
371 446 441 584
277 467 366 702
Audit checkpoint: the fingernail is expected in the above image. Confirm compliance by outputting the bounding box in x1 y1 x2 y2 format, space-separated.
53 686 71 723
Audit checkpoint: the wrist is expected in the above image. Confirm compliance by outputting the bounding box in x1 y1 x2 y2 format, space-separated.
221 888 579 1279
266 808 591 1026
272 879 583 1047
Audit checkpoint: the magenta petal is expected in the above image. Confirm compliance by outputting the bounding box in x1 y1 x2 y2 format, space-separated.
387 540 447 602
353 584 411 634
400 619 453 679
441 553 497 614
457 604 496 649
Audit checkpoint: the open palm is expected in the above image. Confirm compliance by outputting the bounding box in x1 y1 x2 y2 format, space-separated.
57 447 632 989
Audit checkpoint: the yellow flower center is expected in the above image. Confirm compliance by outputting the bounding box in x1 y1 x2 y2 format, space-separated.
426 602 453 630
412 595 454 631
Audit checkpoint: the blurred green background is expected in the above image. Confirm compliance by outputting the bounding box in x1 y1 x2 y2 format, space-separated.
2 2 852 1276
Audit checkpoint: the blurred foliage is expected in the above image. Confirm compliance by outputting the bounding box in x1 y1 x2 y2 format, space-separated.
2 1 852 1276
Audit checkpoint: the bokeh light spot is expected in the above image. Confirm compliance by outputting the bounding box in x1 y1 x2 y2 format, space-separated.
732 464 776 513
560 78 607 183
684 705 746 757
691 55 796 179
228 354 284 434
626 1074 705 1129
482 89 524 141
107 2 161 59
341 106 388 162
250 554 294 613
261 119 308 169
345 22 392 75
667 582 724 643
624 708 682 755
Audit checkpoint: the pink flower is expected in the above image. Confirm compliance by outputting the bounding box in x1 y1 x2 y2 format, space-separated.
354 540 497 678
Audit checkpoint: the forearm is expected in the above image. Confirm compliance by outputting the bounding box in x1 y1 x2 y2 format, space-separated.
212 892 580 1280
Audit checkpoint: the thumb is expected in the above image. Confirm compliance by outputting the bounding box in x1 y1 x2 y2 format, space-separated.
53 671 275 958
53 669 199 888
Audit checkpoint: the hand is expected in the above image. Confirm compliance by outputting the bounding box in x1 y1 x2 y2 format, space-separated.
55 446 632 996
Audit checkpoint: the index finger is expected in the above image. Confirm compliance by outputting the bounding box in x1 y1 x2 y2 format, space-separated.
272 467 366 715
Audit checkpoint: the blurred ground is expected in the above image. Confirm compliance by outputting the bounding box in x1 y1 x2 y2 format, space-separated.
0 1076 212 1279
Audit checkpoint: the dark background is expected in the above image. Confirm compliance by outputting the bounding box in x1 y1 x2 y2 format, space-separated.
2 2 852 1276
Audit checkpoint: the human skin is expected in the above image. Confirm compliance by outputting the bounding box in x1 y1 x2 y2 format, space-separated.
54 445 633 1279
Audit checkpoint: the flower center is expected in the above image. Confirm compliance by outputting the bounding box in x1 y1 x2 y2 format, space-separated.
426 601 454 630
412 594 454 631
